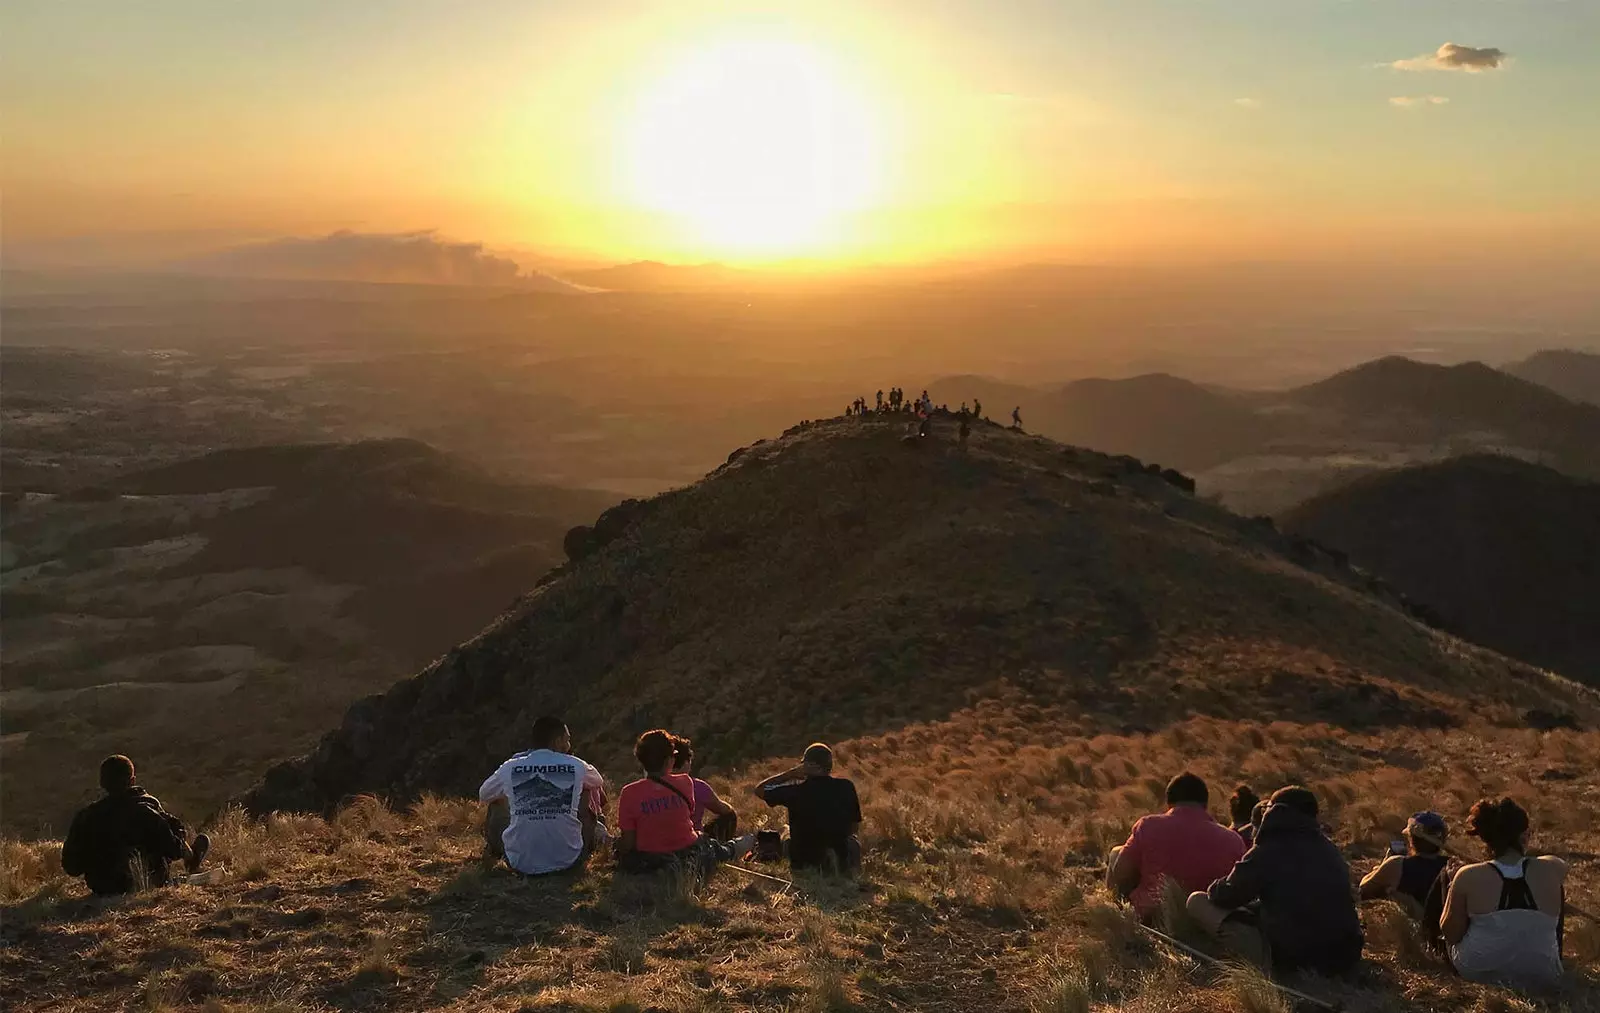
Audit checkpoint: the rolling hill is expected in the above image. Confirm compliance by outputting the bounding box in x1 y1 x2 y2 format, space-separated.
8 417 1600 1013
0 440 616 834
246 416 1595 815
1506 349 1600 406
1282 454 1600 686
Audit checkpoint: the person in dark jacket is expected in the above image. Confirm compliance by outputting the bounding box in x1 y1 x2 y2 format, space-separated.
1186 785 1364 975
61 755 209 895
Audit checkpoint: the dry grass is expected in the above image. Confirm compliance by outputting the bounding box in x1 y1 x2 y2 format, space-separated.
4 724 1599 1012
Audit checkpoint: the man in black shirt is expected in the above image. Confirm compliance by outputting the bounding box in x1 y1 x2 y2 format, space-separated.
62 755 209 895
753 743 862 874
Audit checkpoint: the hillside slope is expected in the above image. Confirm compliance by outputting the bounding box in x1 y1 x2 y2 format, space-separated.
1506 349 1600 406
0 440 615 834
1282 454 1600 685
247 416 1597 815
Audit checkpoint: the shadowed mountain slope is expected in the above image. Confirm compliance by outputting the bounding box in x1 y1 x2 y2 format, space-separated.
0 440 616 834
246 417 1597 815
1506 349 1600 406
1282 454 1600 686
1289 357 1600 478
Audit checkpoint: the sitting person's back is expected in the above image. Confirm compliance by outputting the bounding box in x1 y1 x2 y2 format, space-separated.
754 743 862 873
1109 773 1246 919
1359 811 1449 913
1192 786 1364 975
478 716 606 876
1442 797 1565 989
61 755 193 895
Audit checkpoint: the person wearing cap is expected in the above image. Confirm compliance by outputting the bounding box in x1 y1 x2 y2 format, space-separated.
1360 811 1450 911
1186 785 1364 975
752 743 862 874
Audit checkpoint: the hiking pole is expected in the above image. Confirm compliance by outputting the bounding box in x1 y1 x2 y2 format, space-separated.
724 863 795 889
1136 924 1340 1013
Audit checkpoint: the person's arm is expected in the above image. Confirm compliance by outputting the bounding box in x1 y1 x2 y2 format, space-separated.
61 809 89 876
753 765 809 800
617 830 637 854
1359 856 1404 900
847 782 863 837
1109 822 1144 900
135 803 186 862
1439 867 1473 946
702 784 736 818
478 766 506 804
580 761 604 791
1205 847 1264 911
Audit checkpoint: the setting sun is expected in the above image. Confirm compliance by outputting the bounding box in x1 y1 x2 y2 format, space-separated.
624 40 884 258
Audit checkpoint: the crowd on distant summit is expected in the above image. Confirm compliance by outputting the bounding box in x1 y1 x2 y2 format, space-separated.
841 386 1023 447
64 723 1580 995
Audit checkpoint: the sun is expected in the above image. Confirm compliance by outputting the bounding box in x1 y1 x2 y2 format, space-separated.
625 39 883 258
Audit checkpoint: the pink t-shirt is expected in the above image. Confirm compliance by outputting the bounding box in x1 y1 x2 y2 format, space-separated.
618 774 700 855
1119 805 1246 916
691 778 717 828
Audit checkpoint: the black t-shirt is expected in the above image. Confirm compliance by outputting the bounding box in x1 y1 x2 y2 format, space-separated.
762 775 862 871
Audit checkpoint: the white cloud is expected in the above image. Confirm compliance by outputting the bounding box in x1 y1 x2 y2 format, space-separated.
1389 95 1450 108
1233 98 1262 109
1392 42 1508 72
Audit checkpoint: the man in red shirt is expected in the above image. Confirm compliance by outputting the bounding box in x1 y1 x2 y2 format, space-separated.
1108 772 1246 920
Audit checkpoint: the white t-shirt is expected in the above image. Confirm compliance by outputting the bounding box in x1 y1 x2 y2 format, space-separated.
478 748 604 875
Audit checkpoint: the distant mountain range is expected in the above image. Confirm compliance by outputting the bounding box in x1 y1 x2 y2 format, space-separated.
1282 454 1600 685
1504 349 1600 406
927 350 1600 514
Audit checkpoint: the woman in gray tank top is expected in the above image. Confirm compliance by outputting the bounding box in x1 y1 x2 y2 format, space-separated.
1440 797 1567 989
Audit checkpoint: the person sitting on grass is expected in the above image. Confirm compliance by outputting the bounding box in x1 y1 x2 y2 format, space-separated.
617 730 754 876
62 754 209 895
753 742 863 875
1186 785 1364 976
1229 785 1262 847
1107 772 1246 922
1441 797 1566 989
671 736 738 841
478 715 607 876
1359 811 1450 914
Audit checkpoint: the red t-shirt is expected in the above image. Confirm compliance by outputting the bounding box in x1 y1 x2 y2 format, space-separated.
617 774 700 855
1119 805 1246 916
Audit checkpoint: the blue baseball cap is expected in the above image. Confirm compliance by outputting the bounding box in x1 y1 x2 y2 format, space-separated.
1407 811 1447 845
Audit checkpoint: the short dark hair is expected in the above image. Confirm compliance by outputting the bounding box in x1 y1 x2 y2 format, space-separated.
100 755 135 793
803 742 834 773
1269 785 1319 818
531 716 567 749
673 736 693 764
635 729 675 774
1466 797 1529 856
1229 785 1260 825
1166 772 1208 807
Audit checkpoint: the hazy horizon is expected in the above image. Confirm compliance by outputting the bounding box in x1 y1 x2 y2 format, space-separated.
6 0 1599 276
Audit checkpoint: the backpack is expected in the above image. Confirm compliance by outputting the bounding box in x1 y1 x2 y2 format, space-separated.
755 830 785 863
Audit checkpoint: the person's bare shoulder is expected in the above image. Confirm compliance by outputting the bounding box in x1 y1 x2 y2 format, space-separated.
1531 854 1569 876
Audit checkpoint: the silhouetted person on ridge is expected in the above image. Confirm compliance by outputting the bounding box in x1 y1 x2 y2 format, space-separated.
876 390 884 411
479 715 607 876
973 397 982 420
753 743 862 875
62 755 209 895
1011 406 1023 430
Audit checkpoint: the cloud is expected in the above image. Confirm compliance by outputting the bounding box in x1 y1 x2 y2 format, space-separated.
189 231 583 291
1389 95 1450 107
1232 98 1262 109
1392 42 1507 72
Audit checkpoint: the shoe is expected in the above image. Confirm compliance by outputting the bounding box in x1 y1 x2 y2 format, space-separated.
186 833 210 874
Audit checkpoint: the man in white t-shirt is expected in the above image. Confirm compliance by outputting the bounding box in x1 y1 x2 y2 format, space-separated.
479 715 607 876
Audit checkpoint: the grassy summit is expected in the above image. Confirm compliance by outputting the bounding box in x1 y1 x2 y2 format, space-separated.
4 415 1598 1011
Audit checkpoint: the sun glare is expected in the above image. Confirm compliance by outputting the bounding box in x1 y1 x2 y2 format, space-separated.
625 40 883 259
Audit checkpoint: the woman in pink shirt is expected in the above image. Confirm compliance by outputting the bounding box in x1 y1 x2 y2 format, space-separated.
616 730 752 875
671 736 738 840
